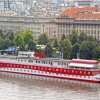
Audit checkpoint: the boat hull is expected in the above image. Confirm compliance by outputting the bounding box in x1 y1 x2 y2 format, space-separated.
0 70 100 83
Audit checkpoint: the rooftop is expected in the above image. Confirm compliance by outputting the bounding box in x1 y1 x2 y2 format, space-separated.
60 7 100 19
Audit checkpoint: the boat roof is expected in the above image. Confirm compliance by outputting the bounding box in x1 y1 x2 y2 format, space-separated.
69 63 96 68
71 59 99 64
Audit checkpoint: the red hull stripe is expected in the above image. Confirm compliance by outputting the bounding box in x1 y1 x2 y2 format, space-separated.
1 62 100 76
0 70 100 83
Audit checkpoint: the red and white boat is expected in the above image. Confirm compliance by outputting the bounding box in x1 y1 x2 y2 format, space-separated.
0 51 100 83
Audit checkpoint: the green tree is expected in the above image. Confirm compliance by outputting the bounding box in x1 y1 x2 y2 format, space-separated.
71 43 79 59
53 38 59 49
69 29 78 45
0 36 5 49
80 40 97 59
61 34 66 41
4 31 15 48
38 33 49 45
23 30 36 51
45 43 53 57
94 46 100 60
59 38 72 59
78 32 87 44
14 33 24 50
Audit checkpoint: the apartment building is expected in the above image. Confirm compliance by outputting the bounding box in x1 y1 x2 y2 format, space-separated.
0 16 56 39
55 7 100 40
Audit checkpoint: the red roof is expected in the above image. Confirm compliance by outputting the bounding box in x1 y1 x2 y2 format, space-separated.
60 7 100 19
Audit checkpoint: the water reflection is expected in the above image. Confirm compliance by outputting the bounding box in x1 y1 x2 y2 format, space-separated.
0 72 100 100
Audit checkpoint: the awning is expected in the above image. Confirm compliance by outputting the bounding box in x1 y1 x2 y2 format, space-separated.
69 63 95 68
6 47 16 52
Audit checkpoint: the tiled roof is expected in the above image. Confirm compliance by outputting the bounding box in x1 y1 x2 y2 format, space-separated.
60 7 100 19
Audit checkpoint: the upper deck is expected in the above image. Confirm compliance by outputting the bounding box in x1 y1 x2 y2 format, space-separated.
69 59 100 70
0 52 99 70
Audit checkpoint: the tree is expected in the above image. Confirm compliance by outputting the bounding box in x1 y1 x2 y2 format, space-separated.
94 46 100 60
53 38 59 49
4 31 15 48
59 38 72 59
78 32 87 44
71 43 79 59
38 33 49 45
45 43 53 57
23 30 36 51
0 36 5 50
61 34 66 41
80 40 97 59
69 29 78 45
14 33 24 50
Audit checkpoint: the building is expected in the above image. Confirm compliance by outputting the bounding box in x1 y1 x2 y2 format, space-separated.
0 7 100 41
55 7 100 40
74 0 92 7
0 16 56 40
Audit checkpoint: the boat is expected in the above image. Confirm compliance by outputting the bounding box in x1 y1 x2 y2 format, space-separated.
0 51 100 83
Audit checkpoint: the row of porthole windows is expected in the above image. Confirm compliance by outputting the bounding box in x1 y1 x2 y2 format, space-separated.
18 59 53 65
0 68 91 78
0 66 91 75
17 59 69 67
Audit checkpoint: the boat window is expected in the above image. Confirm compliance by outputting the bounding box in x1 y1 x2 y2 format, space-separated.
45 68 47 70
60 69 62 72
56 69 58 71
31 66 33 69
58 62 59 65
88 72 91 74
64 70 66 72
28 60 33 62
34 71 36 73
38 61 40 63
84 72 86 74
51 62 53 66
75 71 78 73
24 66 26 68
41 67 44 70
27 66 29 68
49 68 51 70
27 70 29 72
80 71 82 74
68 70 70 73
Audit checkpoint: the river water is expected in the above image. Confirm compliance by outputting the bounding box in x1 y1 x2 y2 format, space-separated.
0 73 100 100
